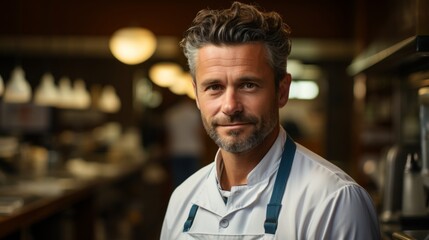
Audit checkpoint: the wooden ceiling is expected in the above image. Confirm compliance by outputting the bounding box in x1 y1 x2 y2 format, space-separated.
2 0 358 39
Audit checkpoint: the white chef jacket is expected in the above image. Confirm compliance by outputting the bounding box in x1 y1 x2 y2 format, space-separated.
161 127 381 239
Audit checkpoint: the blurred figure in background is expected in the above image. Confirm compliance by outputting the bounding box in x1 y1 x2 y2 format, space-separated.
164 96 204 187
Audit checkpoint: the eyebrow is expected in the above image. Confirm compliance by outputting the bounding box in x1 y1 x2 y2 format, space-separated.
199 75 263 87
199 78 222 88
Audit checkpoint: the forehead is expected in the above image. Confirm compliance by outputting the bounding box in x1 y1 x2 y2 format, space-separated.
195 43 272 76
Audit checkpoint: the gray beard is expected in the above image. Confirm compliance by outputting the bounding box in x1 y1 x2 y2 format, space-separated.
205 114 277 153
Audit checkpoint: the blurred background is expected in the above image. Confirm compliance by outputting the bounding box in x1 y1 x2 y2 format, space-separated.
0 0 428 239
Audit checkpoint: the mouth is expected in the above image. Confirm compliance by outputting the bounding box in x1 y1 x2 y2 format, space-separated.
217 122 252 130
221 122 249 126
212 115 257 130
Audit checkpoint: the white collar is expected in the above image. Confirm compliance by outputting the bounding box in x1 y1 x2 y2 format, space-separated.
193 127 288 216
214 127 287 188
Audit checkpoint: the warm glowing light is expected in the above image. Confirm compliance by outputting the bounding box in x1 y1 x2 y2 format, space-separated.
109 27 157 65
73 79 91 109
169 72 193 95
98 85 121 113
4 66 32 103
149 62 182 87
57 77 75 108
34 72 59 106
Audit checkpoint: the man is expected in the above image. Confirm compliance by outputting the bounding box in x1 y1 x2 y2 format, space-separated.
164 96 204 187
161 2 381 239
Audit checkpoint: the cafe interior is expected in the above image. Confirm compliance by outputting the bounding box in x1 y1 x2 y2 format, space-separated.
0 0 428 239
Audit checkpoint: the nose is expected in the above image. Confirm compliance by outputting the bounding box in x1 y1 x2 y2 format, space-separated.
221 88 243 116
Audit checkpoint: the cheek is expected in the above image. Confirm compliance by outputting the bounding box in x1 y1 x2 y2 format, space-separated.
244 97 269 116
198 97 221 118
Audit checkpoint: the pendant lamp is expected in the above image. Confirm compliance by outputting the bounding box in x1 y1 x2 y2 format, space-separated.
34 72 59 106
73 79 91 109
4 66 32 103
149 62 182 87
57 76 74 109
98 85 121 113
109 27 157 65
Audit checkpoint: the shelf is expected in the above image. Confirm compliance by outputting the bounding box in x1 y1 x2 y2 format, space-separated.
348 35 429 76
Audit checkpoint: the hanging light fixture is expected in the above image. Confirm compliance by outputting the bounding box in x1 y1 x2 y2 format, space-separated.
109 27 157 65
4 66 32 103
34 72 59 107
57 76 75 109
169 72 194 97
98 85 121 113
149 62 182 87
73 79 91 109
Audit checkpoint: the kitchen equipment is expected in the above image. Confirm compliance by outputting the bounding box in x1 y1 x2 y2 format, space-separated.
402 153 427 216
381 143 420 223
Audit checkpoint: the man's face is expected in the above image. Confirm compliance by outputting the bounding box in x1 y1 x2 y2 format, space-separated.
194 43 290 153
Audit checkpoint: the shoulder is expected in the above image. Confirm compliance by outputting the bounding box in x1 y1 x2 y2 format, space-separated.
282 143 380 238
293 142 378 211
306 184 380 239
286 142 373 210
292 143 357 190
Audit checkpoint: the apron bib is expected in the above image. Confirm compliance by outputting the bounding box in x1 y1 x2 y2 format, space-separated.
180 233 267 240
182 135 296 239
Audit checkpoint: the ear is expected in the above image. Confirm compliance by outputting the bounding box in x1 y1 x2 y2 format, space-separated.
278 73 291 108
193 80 200 109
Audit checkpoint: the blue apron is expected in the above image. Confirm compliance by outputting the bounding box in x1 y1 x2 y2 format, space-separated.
183 135 296 237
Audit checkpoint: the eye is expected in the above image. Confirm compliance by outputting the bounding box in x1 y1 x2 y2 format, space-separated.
205 84 223 92
241 82 257 89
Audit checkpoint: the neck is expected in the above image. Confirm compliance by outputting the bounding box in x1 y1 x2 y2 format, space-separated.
220 125 280 191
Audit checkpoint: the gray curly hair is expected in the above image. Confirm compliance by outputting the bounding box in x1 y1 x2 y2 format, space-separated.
180 1 292 87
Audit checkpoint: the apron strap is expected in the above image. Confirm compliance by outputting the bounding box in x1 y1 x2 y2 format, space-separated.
183 165 214 233
183 204 199 232
264 135 296 234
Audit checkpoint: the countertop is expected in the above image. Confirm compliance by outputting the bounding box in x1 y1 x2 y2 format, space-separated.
0 159 145 239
